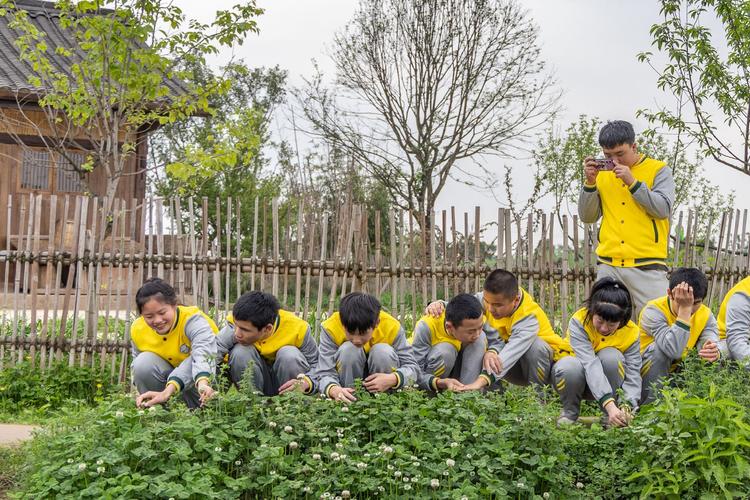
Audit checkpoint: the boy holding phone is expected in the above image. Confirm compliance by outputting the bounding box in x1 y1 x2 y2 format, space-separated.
578 120 676 319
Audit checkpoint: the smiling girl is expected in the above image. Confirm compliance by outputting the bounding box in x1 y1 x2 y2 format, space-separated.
130 278 219 409
553 277 641 427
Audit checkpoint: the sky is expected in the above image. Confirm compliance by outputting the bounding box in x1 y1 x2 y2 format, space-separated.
179 0 750 224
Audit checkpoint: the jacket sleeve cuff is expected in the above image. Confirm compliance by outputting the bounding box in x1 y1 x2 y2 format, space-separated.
393 370 404 389
478 372 493 386
166 378 183 393
487 347 500 355
324 383 340 398
429 376 440 392
302 375 315 394
583 183 597 192
193 372 211 384
628 180 642 193
674 320 690 332
598 394 615 408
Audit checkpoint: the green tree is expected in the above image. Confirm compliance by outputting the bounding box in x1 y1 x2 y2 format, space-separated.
638 0 750 176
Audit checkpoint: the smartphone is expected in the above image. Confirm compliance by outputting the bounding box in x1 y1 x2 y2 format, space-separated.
594 158 615 171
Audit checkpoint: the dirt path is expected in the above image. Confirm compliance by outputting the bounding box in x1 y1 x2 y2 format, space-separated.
0 424 37 446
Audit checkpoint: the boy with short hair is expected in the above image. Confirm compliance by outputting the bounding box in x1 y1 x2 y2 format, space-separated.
718 275 750 363
426 269 567 390
216 291 318 396
315 292 419 402
412 293 494 391
639 267 723 404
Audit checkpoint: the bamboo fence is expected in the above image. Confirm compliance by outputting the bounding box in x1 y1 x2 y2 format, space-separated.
0 193 748 382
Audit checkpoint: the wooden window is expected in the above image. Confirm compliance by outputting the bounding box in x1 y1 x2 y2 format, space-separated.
19 148 87 194
56 152 86 193
20 150 52 191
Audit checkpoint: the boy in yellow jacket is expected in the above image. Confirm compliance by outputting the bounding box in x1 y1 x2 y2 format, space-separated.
578 120 675 318
718 275 750 363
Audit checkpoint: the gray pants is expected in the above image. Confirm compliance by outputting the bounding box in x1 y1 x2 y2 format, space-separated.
336 341 399 388
132 351 201 409
423 333 487 384
640 343 676 405
228 345 310 396
553 347 625 420
503 338 554 386
597 264 668 320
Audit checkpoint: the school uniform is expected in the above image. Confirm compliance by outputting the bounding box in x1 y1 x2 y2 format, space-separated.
718 276 750 362
477 289 568 387
639 296 722 404
578 155 675 318
130 305 218 408
553 308 641 420
216 310 317 395
315 310 419 397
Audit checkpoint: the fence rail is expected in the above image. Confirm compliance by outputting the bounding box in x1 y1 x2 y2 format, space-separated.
1 193 749 382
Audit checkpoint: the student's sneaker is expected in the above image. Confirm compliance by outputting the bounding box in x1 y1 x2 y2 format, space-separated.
556 415 577 426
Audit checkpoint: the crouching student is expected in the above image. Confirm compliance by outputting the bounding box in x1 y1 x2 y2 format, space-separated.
216 291 318 396
131 278 218 409
639 268 723 404
553 278 640 427
316 292 419 402
718 276 750 363
426 269 567 391
412 293 496 392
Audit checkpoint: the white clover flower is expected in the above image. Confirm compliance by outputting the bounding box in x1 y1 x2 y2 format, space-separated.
341 406 349 412
410 455 418 461
78 463 87 471
340 454 347 460
466 453 472 459
96 459 103 465
404 484 412 491
543 493 550 499
470 471 475 477
260 444 268 448
270 470 277 476
330 452 340 459
320 493 331 499
289 441 299 450
215 446 222 453
313 453 321 460
115 410 124 418
410 476 418 483
342 417 348 422
516 482 525 489
333 456 341 462
303 486 312 493
387 464 394 470
336 443 344 449
576 482 584 489
471 432 478 437
137 410 144 415
461 496 469 500
334 497 341 500
412 462 420 467
446 459 455 467
378 486 385 492
341 491 351 499
148 406 157 413
364 453 371 458
383 446 393 454
67 459 74 464
357 462 367 469
450 442 459 448
235 460 242 466
97 466 105 474
269 421 278 428
394 471 402 477
431 479 439 488
442 470 449 476
403 477 410 483
322 437 330 443
284 425 294 433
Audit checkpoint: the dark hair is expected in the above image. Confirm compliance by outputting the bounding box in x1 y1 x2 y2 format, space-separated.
135 277 178 314
483 269 518 297
445 293 484 327
339 292 381 334
598 120 635 149
583 277 633 329
232 291 280 329
669 267 708 300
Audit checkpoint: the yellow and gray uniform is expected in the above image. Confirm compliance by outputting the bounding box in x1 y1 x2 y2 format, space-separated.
718 276 750 362
411 310 494 391
639 296 722 404
553 308 641 420
314 311 419 397
477 289 567 387
578 155 675 318
216 310 318 395
130 305 218 409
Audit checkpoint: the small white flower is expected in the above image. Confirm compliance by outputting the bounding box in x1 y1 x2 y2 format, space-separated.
148 406 157 413
333 456 341 462
303 486 312 493
357 462 367 469
320 494 331 499
284 425 293 433
446 459 455 467
260 444 267 448
330 452 340 459
387 464 394 470
410 476 418 482
364 453 370 457
269 421 277 428
78 463 87 471
413 462 420 467
96 459 103 465
517 482 525 489
322 437 330 443
289 441 299 450
450 442 459 448
137 410 144 415
334 497 341 500
404 484 412 491
342 417 348 422
340 454 347 460
270 470 277 476
235 460 242 466
115 410 124 418
394 471 402 477
313 453 321 460
403 476 410 483
472 432 478 437
383 446 393 454
431 479 439 488
410 455 418 461
336 443 344 449
341 491 351 499
378 486 385 492
461 496 469 500
215 447 222 453
341 406 349 412
97 466 105 474
442 470 449 476
470 471 475 477
466 453 472 459
543 493 550 499
576 482 584 489
67 459 74 464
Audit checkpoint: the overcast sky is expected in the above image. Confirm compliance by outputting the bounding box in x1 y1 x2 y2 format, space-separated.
182 0 750 221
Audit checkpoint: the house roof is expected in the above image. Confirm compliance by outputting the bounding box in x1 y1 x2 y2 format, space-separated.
0 0 191 102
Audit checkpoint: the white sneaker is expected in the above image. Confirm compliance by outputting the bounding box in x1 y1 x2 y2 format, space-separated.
556 415 577 426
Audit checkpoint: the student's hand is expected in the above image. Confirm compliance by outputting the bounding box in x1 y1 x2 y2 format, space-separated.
425 301 445 318
279 377 311 395
328 386 357 403
364 373 399 393
612 162 635 187
583 156 599 185
457 377 490 392
672 281 694 320
698 340 721 362
136 384 176 408
197 380 216 406
482 351 502 375
436 378 465 392
604 401 631 428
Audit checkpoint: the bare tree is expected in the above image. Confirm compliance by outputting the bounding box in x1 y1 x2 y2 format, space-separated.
297 0 559 231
